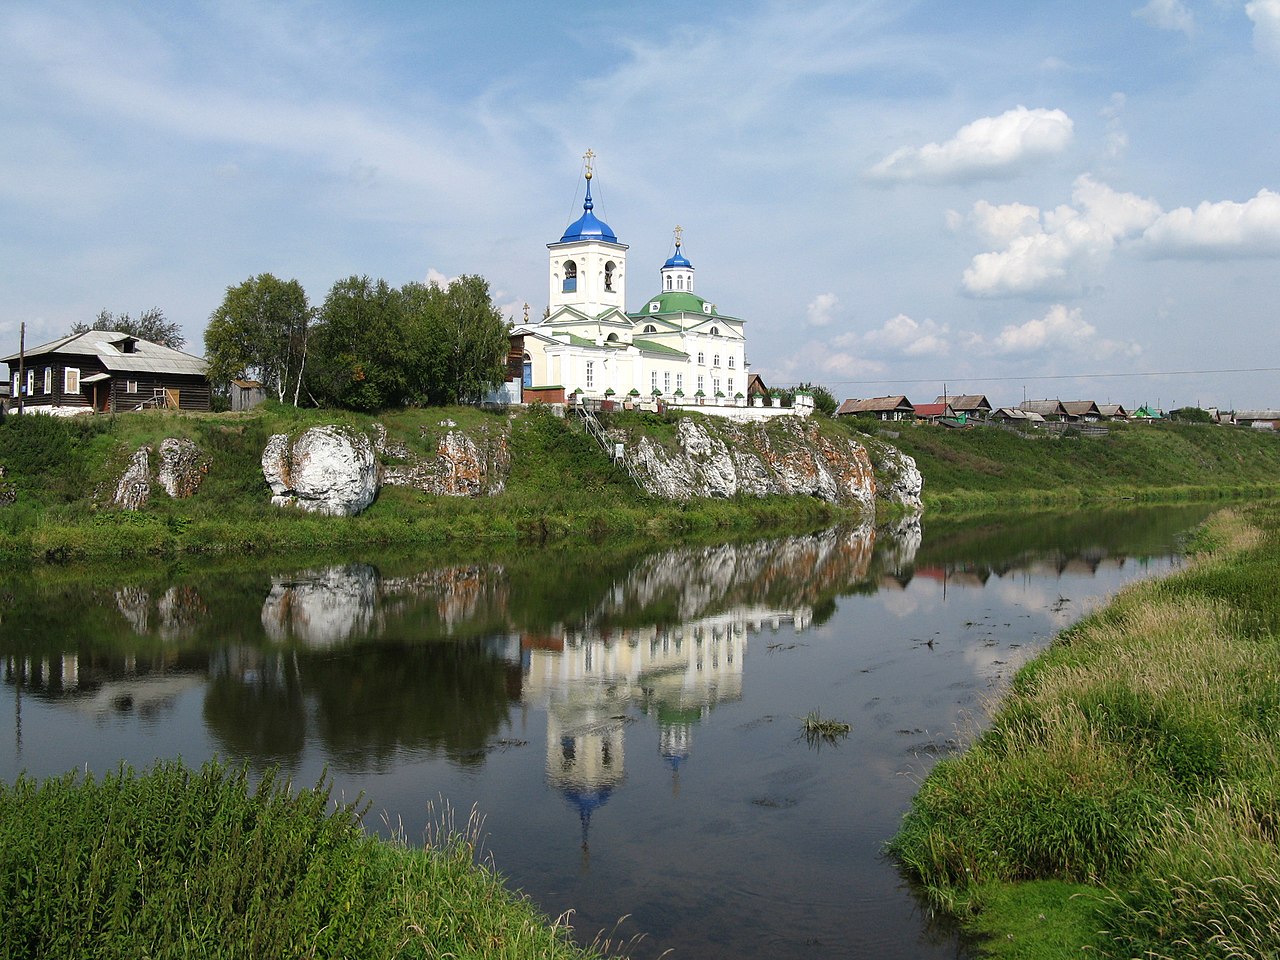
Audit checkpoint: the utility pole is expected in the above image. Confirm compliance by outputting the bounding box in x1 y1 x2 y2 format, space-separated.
17 322 25 415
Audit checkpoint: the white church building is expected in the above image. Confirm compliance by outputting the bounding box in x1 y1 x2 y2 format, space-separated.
511 157 810 419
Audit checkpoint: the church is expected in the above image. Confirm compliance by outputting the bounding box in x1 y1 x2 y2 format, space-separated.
512 154 757 409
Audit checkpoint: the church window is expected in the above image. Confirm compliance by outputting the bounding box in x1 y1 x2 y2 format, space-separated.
563 260 577 293
677 276 684 290
665 276 672 290
713 354 720 367
606 332 619 342
697 375 704 393
714 378 721 395
604 261 616 292
585 360 594 389
710 327 719 336
650 302 660 313
697 351 704 364
643 324 657 333
676 373 683 391
664 371 671 392
728 377 734 395
703 303 713 314
728 356 735 369
651 371 658 392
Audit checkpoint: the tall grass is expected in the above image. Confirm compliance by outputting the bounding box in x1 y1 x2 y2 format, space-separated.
0 760 621 960
889 506 1280 957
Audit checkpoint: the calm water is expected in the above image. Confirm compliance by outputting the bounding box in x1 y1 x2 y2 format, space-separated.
0 505 1214 958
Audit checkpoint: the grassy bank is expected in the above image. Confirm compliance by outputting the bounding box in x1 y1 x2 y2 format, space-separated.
889 502 1280 958
850 419 1280 511
0 404 856 563
0 760 623 960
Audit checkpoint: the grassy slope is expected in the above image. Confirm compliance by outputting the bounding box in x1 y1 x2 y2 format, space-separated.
890 503 1280 959
0 405 854 563
853 420 1280 509
0 760 621 960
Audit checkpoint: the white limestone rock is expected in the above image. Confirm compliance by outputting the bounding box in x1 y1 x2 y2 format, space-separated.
113 446 152 510
157 438 208 499
262 426 379 516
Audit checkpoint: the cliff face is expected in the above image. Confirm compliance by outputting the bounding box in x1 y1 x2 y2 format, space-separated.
618 416 900 508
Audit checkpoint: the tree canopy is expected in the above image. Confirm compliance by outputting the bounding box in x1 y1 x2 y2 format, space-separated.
72 308 185 350
205 274 312 404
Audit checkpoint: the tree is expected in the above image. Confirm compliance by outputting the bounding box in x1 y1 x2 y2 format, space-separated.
205 275 312 405
72 308 185 350
408 275 511 405
306 276 411 411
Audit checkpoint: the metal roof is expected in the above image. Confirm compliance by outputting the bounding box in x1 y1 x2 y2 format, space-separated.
2 330 207 377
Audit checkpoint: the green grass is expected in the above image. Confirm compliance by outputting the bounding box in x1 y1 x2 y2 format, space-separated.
0 404 855 563
0 760 621 960
842 420 1280 511
889 505 1280 958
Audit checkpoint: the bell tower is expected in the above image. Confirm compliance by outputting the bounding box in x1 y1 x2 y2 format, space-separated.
547 150 629 316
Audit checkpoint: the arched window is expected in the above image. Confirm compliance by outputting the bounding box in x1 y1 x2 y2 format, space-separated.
728 356 735 369
606 332 619 342
697 351 705 364
713 354 721 367
643 324 657 333
677 276 684 290
563 260 577 293
665 276 672 290
604 261 616 292
710 327 719 336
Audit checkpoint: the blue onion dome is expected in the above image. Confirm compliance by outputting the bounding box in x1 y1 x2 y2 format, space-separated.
663 242 692 269
560 177 617 243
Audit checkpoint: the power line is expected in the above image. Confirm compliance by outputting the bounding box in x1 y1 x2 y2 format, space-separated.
824 366 1280 387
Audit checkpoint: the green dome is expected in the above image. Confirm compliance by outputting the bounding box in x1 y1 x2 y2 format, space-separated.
635 290 718 317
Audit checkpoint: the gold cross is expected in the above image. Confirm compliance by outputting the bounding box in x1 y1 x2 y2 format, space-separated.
523 302 530 323
674 224 684 248
583 148 595 179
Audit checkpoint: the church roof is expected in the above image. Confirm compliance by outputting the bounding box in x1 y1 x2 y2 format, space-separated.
559 178 618 243
634 290 720 318
663 246 692 269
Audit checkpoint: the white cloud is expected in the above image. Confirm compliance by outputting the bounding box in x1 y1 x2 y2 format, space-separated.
425 268 460 288
1134 0 1196 35
991 305 1142 359
1142 189 1280 257
806 292 840 327
962 175 1161 297
867 106 1074 184
1100 92 1128 161
862 314 951 358
1246 1 1280 60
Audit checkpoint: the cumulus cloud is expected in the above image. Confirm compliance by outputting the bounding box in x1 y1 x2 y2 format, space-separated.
861 313 951 358
806 292 840 327
867 106 1074 184
962 175 1161 297
1134 0 1196 35
991 305 1142 359
425 267 456 288
1142 189 1280 257
1247 0 1280 60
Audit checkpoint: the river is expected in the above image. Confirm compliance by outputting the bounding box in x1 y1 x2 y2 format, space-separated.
0 504 1214 958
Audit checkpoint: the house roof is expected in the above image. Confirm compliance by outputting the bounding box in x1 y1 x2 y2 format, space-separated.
993 407 1045 422
836 396 914 415
935 394 990 410
913 402 955 418
1096 404 1129 418
632 338 688 357
1019 399 1068 417
1236 409 1280 420
1062 401 1101 416
3 330 207 377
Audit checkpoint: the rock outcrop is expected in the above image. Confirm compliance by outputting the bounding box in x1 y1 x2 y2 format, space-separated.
157 438 209 499
113 447 153 510
262 426 379 516
376 421 510 496
859 435 924 508
621 416 880 508
110 439 211 510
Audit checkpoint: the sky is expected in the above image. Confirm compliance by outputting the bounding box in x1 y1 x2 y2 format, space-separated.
2 0 1279 411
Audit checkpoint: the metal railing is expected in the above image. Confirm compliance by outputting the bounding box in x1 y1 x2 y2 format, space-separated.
575 401 644 489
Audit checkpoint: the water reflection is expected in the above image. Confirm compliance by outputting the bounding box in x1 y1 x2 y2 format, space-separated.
0 504 1217 960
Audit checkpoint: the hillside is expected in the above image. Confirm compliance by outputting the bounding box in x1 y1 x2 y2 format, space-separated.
0 405 867 563
850 419 1280 510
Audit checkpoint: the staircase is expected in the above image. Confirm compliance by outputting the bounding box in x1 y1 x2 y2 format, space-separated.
575 402 644 490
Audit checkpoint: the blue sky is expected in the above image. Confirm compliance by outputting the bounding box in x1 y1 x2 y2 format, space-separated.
3 0 1279 410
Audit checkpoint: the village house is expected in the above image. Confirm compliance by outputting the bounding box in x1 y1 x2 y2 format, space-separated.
1019 399 1069 421
912 401 958 423
1061 401 1102 422
1096 404 1129 421
991 407 1046 425
935 394 991 420
835 396 914 421
2 330 210 415
1234 409 1280 430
